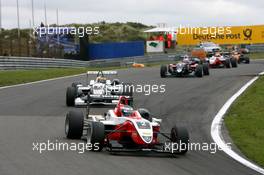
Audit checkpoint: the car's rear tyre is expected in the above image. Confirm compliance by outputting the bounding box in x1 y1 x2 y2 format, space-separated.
65 111 84 139
195 65 203 77
225 59 231 68
87 122 105 152
202 63 210 76
170 126 189 155
160 65 167 78
245 57 250 64
111 79 121 86
138 108 152 122
66 86 77 106
71 82 81 88
122 83 133 96
231 58 237 68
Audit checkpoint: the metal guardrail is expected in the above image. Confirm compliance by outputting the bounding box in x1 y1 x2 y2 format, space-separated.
249 44 264 53
0 54 179 70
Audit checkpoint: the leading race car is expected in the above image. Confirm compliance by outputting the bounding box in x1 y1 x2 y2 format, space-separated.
199 42 222 55
66 71 133 107
160 55 209 78
208 51 237 68
65 96 190 155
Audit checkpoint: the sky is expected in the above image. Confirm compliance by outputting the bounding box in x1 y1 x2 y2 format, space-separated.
0 0 263 29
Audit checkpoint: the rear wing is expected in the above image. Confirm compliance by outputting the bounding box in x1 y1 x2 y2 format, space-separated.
222 52 231 56
85 95 133 117
86 70 118 85
87 70 118 76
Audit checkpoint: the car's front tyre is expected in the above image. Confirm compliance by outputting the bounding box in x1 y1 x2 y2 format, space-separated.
225 59 231 68
245 57 250 64
195 65 203 77
66 86 77 106
170 126 189 155
65 111 84 139
231 58 238 68
202 63 210 76
160 65 167 78
87 122 105 152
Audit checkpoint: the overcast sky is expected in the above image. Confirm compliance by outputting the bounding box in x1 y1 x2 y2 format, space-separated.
1 0 263 29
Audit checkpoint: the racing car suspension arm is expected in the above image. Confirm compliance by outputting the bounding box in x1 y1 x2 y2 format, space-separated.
105 129 171 141
159 132 171 140
105 123 128 137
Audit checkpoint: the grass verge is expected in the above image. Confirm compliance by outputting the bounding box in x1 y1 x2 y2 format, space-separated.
248 52 264 60
0 68 88 87
0 61 170 87
225 76 264 167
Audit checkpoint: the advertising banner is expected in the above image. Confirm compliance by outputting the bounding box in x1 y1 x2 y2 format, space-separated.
146 41 164 52
177 25 264 45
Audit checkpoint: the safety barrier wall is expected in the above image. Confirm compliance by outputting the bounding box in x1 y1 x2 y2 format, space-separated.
0 54 178 70
249 44 264 53
88 41 145 60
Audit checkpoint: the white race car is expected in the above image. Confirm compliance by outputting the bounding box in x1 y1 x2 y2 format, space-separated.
66 71 133 106
200 42 222 54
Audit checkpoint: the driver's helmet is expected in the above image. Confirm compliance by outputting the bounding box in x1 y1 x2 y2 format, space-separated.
232 51 239 55
96 76 107 83
112 79 120 85
215 52 221 57
121 105 134 117
182 55 190 63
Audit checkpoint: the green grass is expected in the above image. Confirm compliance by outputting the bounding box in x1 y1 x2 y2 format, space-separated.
225 76 264 167
0 61 169 87
0 66 130 87
248 52 264 60
0 68 88 87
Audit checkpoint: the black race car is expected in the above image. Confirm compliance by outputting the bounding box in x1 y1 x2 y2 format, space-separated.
160 55 209 78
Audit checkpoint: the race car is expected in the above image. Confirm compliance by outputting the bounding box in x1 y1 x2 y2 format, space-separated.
230 50 250 64
65 96 190 154
66 71 133 107
160 55 209 78
208 51 237 68
199 42 222 55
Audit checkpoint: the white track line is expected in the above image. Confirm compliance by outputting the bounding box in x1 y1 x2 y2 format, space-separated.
211 71 264 174
0 73 85 90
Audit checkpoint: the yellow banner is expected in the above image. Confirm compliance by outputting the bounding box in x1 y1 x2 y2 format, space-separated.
177 25 264 45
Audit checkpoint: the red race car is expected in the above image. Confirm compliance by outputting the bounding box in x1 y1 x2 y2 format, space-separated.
65 96 189 155
208 52 237 68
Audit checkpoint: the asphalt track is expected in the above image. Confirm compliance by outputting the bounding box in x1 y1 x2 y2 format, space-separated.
0 60 264 175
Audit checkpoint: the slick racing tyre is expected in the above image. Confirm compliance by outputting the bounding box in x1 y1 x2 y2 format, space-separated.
245 57 250 64
87 122 105 152
160 65 167 78
195 65 203 77
231 58 238 68
202 63 210 76
65 111 84 139
170 126 189 155
71 82 81 88
225 59 231 68
122 83 133 96
66 86 77 106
